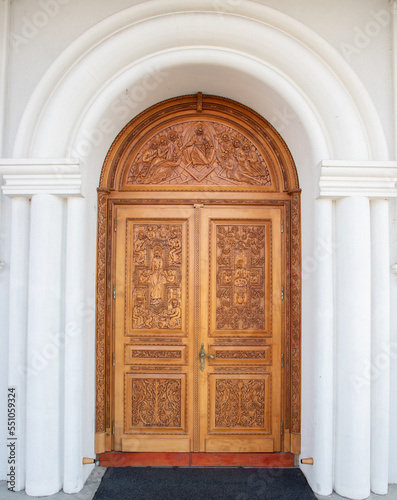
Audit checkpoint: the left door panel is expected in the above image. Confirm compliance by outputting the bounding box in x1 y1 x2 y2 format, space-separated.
113 205 195 452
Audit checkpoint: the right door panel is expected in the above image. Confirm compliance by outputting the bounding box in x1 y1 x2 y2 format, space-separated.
199 206 283 453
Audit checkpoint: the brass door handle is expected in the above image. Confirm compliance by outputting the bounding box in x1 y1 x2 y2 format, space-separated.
199 343 214 371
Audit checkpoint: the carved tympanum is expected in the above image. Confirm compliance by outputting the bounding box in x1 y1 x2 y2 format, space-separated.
131 378 182 427
126 121 272 187
215 379 265 427
216 225 266 330
132 224 182 330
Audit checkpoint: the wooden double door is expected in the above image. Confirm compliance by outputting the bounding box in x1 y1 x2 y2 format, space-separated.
113 203 283 453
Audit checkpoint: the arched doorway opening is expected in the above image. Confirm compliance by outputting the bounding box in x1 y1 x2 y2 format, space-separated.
95 94 301 458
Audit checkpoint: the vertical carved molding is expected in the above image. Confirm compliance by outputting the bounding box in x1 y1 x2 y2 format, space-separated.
284 202 291 431
193 204 202 451
95 190 109 433
290 191 301 434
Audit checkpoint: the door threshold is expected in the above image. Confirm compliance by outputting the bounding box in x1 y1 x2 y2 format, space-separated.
99 452 294 467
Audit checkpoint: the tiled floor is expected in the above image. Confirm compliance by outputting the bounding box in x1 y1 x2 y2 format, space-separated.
1 467 396 499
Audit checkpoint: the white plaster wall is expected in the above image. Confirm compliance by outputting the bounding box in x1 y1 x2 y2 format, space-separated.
0 0 396 496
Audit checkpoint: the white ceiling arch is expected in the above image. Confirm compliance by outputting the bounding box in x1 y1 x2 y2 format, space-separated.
12 0 389 163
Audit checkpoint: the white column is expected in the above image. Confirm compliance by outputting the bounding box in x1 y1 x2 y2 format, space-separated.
370 199 390 495
63 197 86 493
25 194 64 496
7 197 30 491
313 199 334 496
334 196 371 500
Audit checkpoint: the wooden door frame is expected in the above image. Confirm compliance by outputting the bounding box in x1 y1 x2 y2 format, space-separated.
94 94 302 455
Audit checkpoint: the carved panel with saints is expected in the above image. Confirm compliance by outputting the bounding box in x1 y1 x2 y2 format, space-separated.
126 121 273 188
214 224 268 331
129 223 184 331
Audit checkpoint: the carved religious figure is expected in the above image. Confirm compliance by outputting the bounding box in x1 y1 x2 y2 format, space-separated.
132 298 153 329
126 120 272 187
131 224 183 330
134 231 147 264
168 230 182 264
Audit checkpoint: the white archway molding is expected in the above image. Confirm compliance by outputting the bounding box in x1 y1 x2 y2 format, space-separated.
12 0 389 161
68 48 330 181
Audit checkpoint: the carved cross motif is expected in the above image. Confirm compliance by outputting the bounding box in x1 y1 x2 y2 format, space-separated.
216 225 266 330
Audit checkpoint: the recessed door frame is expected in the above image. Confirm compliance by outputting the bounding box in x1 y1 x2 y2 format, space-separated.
95 94 302 455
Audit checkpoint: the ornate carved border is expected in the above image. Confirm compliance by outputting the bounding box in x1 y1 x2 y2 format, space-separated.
95 189 109 434
290 191 302 435
95 94 302 453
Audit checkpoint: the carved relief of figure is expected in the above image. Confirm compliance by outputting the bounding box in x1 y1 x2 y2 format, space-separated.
145 136 179 184
169 230 182 264
132 224 183 330
234 259 248 288
217 133 238 181
150 247 166 303
246 145 265 178
183 123 214 168
163 269 176 284
134 231 147 264
234 258 248 305
239 143 266 183
168 130 183 160
127 122 272 187
132 298 153 328
137 141 158 182
219 133 235 156
168 298 181 329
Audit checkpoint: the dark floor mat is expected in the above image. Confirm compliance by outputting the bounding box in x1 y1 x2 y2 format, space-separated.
93 466 317 500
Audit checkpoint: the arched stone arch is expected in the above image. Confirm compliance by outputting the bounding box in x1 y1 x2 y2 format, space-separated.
13 1 388 162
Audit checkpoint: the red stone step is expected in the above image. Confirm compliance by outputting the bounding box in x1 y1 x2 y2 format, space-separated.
99 452 294 468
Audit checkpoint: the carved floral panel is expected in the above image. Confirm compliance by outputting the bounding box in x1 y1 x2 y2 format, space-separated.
216 350 266 359
131 378 182 427
131 223 183 330
129 350 182 359
215 225 266 330
215 379 265 428
126 121 272 187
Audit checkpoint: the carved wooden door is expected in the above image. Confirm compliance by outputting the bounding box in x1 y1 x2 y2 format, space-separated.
113 203 282 453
